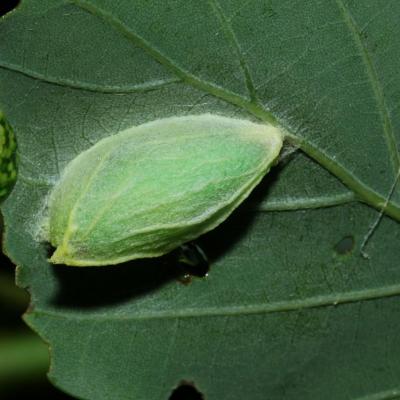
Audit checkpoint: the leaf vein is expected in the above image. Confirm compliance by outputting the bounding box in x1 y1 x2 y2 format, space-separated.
207 0 259 103
335 0 400 174
254 191 356 211
32 283 400 322
0 60 180 94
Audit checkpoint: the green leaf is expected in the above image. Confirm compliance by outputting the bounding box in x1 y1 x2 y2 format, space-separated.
1 1 400 399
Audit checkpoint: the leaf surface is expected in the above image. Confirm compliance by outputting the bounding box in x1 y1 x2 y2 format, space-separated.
1 1 400 399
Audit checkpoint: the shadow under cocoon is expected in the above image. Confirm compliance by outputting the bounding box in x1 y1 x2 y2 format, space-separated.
51 253 184 309
0 0 20 17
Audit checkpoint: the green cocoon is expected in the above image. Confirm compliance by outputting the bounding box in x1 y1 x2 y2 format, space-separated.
46 114 283 266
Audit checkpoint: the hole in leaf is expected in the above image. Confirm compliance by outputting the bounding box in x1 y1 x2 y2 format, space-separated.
334 235 354 255
0 0 20 17
169 382 203 400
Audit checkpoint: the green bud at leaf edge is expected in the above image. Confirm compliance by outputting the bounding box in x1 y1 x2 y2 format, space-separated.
46 114 283 267
0 111 18 204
